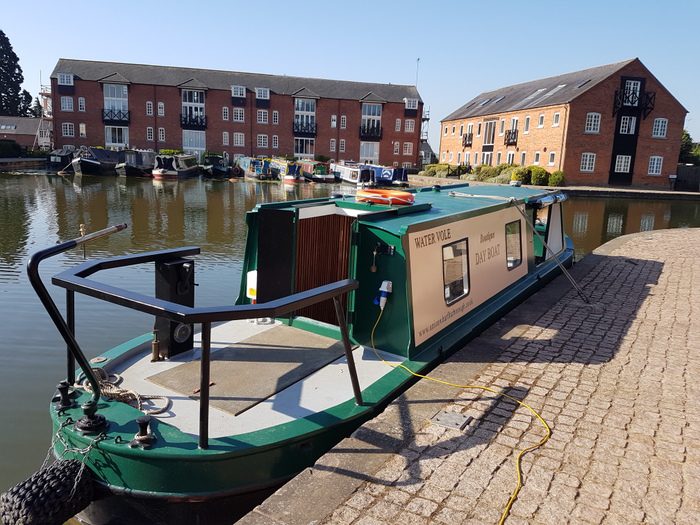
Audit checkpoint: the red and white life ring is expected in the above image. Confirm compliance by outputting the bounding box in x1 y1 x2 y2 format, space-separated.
356 188 415 205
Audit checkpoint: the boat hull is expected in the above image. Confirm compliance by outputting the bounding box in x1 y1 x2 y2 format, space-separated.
152 167 200 180
116 163 152 177
73 157 116 176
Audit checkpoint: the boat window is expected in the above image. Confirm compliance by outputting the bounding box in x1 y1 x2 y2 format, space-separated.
505 220 522 270
443 239 470 305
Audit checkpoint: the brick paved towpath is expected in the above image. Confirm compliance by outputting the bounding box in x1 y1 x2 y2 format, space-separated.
239 229 700 525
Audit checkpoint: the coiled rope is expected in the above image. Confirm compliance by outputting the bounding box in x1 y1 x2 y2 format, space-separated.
79 368 171 415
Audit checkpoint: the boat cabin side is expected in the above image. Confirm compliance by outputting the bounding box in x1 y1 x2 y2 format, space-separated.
238 186 570 360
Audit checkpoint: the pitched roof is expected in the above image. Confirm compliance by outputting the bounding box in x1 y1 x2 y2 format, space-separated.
51 59 422 103
0 116 45 135
442 59 636 122
98 72 131 84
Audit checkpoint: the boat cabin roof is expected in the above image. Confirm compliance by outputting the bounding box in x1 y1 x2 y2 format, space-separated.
255 183 563 236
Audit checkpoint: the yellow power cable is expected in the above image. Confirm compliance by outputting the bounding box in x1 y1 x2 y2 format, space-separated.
370 308 551 525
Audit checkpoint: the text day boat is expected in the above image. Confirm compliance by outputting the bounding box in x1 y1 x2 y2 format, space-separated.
3 183 573 525
298 160 334 183
330 161 374 187
151 154 200 180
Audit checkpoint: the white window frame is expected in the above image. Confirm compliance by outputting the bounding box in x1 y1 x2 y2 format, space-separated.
648 155 663 176
222 107 229 121
61 122 74 137
510 117 518 131
552 112 560 127
405 119 415 133
257 134 268 148
272 135 279 149
507 151 515 165
223 131 229 146
652 118 668 138
520 152 526 165
584 112 601 133
233 132 244 147
60 96 73 112
57 73 74 86
255 87 270 100
257 109 268 124
534 151 541 165
78 97 85 112
442 151 446 161
404 98 418 110
402 162 412 169
394 141 400 155
524 116 530 134
444 125 448 136
339 139 345 153
496 152 501 164
580 152 596 172
537 114 544 128
330 138 336 152
233 107 244 122
615 155 631 173
623 80 641 106
146 101 153 116
272 110 279 125
104 125 129 149
146 127 154 141
231 85 246 98
331 114 337 128
158 127 165 142
548 152 556 166
157 102 165 116
294 137 315 159
395 118 401 132
340 115 346 129
619 116 637 135
79 123 86 138
499 119 505 136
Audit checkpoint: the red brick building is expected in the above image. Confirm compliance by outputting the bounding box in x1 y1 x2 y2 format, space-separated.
439 59 687 188
0 116 52 150
50 59 424 167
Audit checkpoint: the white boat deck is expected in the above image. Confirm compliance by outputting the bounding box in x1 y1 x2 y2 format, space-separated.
107 320 403 439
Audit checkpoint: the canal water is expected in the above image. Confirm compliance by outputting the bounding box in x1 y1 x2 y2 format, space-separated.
0 172 698 493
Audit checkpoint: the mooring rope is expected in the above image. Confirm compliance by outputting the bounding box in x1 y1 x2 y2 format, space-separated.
79 368 171 415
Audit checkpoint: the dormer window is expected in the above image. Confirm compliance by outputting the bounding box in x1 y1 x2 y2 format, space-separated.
404 98 418 110
231 85 246 98
58 73 74 86
255 87 270 100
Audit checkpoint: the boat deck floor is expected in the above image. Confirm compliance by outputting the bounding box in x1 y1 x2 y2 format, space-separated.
107 320 403 439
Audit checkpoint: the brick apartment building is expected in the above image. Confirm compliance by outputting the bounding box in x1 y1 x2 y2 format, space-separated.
439 58 687 187
50 59 424 167
0 116 52 150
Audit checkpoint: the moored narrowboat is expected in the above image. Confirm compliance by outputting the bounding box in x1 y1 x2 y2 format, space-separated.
298 160 334 183
331 161 375 187
5 183 574 525
270 158 302 182
361 163 409 187
152 154 200 180
201 154 231 179
71 147 125 176
116 149 156 177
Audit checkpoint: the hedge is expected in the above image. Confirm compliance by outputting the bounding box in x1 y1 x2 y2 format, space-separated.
549 170 565 186
529 166 549 185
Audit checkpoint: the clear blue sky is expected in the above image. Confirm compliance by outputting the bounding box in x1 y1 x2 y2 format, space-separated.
3 0 697 148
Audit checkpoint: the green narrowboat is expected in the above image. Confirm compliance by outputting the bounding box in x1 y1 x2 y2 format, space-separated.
4 183 573 525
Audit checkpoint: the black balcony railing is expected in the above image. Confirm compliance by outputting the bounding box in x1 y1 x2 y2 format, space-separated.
504 129 518 146
462 132 473 147
360 124 382 141
613 89 656 118
293 122 317 137
102 109 130 124
181 114 207 130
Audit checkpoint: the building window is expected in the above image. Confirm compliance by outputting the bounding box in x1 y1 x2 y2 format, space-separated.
331 114 337 128
395 118 401 132
360 141 379 163
182 130 206 156
340 115 346 129
615 154 631 173
464 152 470 165
499 119 505 135
537 114 544 128
623 80 641 106
79 123 86 137
257 134 268 148
507 151 515 164
548 152 556 166
552 112 560 127
294 137 315 158
330 138 336 152
652 118 668 138
444 126 448 136
272 135 279 149
510 117 518 130
257 109 268 124
339 139 345 152
361 103 382 132
403 142 413 155
449 152 453 162
442 152 446 161
640 214 655 231
520 152 526 165
458 124 464 137
474 152 478 165
104 84 128 115
580 152 596 172
272 110 279 125
483 120 496 146
457 153 461 164
524 116 530 133
222 107 229 121
497 152 503 164
57 72 74 86
482 152 492 165
231 85 246 98
223 131 229 146
233 107 244 122
105 126 129 148
158 127 165 142
402 162 412 169
585 112 600 133
405 98 418 110
467 123 473 136
394 141 400 155
619 116 637 135
78 97 85 112
61 122 74 137
534 151 541 165
233 132 244 146
294 98 316 131
146 101 153 116
648 155 663 176
182 89 205 122
157 102 165 116
255 87 270 100
443 238 470 305
146 127 154 141
505 220 522 270
60 96 73 112
452 126 456 135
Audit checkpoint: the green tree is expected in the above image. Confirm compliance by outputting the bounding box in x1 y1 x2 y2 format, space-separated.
679 129 694 163
30 97 42 118
0 30 32 116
